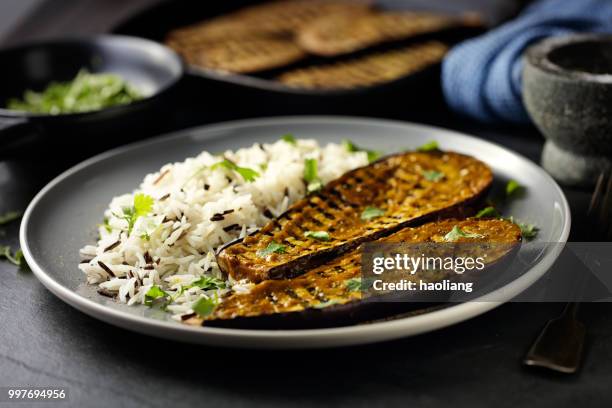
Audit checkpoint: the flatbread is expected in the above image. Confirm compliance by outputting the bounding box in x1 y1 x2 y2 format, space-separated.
166 0 373 46
297 11 481 56
180 37 307 74
278 41 448 89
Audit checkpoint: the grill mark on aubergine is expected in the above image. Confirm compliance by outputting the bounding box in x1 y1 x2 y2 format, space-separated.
192 219 522 324
217 151 493 282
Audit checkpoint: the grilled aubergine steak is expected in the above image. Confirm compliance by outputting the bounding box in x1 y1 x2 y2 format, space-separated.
217 150 493 282
187 219 521 328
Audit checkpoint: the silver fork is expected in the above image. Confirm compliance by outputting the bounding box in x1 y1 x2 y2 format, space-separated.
523 171 612 374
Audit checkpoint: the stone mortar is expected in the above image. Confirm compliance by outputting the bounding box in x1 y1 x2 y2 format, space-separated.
523 34 612 187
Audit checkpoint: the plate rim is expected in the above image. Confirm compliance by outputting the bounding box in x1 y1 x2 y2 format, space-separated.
19 115 571 348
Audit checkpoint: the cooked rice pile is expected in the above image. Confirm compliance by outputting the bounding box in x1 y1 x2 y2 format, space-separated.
78 138 368 319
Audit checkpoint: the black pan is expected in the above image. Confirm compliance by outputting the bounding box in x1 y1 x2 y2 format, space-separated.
0 35 183 152
113 0 485 117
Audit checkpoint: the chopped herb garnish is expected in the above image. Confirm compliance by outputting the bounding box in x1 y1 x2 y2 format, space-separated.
342 139 358 151
117 193 154 235
193 296 217 317
475 206 501 218
314 299 341 309
444 226 485 242
304 231 330 241
313 299 340 309
361 206 385 221
134 194 154 216
346 277 375 292
505 216 539 240
189 276 226 290
144 285 169 307
259 163 268 171
342 139 383 163
417 140 439 152
132 214 164 241
421 170 445 182
304 158 323 193
7 69 142 114
518 223 539 240
101 217 112 233
256 242 287 258
346 278 362 292
0 211 22 225
14 249 24 266
212 159 260 182
281 134 297 145
0 245 23 267
506 180 524 197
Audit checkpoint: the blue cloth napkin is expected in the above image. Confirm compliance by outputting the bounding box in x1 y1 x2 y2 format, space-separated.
442 0 612 124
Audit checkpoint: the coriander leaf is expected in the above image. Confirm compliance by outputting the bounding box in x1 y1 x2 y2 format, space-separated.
444 226 485 242
304 231 330 241
361 206 385 221
421 170 445 182
346 277 375 292
171 286 186 301
506 180 524 197
304 158 323 193
342 139 358 152
256 242 287 258
121 193 155 235
367 150 382 163
346 278 362 292
281 134 296 145
0 211 22 225
134 193 154 217
14 250 26 270
518 223 539 240
212 159 260 182
7 70 141 115
0 245 23 266
417 140 439 152
342 139 382 163
144 285 168 306
259 163 268 171
505 216 538 240
504 216 539 240
475 206 501 218
233 164 260 182
193 296 217 317
189 276 226 290
133 214 164 241
102 217 112 233
314 299 341 309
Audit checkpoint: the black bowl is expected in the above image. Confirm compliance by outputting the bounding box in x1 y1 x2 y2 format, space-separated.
0 35 183 152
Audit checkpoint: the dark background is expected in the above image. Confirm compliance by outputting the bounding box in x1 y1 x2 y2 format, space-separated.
1 1 610 407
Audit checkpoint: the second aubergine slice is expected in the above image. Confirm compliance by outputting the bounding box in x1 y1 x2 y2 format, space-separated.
188 218 521 329
217 150 493 282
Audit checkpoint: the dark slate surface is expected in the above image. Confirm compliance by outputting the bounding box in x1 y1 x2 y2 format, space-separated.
1 1 610 407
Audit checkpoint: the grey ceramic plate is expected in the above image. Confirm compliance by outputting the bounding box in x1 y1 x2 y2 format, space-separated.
20 116 571 348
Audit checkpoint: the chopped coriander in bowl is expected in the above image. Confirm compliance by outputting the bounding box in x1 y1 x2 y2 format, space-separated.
7 70 143 115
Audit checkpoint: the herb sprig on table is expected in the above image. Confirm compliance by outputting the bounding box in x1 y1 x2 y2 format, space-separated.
0 210 26 268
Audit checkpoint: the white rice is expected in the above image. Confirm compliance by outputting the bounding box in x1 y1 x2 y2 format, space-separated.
78 138 368 320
